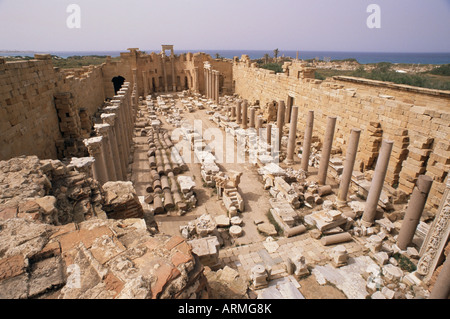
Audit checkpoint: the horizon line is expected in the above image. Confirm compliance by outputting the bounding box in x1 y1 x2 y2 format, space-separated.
2 49 450 55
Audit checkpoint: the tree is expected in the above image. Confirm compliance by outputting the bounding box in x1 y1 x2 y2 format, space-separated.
263 53 270 64
273 48 279 61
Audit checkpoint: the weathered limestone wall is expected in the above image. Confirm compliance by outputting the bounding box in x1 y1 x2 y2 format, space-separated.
101 49 233 99
0 56 62 160
61 65 106 118
233 58 450 213
0 56 107 162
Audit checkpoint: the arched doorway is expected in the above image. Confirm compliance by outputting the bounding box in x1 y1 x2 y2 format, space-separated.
112 76 125 95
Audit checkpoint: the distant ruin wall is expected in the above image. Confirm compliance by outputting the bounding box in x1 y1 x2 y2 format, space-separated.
232 60 450 213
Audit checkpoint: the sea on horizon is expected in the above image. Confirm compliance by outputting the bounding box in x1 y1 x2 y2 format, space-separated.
1 49 450 65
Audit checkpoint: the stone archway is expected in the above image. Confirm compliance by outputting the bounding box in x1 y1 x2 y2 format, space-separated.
112 76 125 95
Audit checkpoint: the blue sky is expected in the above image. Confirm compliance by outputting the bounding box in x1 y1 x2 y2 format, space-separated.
0 0 449 52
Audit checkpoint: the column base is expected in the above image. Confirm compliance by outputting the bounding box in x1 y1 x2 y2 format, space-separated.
336 199 348 208
360 219 373 228
284 158 294 165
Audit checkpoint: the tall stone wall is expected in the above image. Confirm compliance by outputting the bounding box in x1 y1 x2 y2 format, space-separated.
232 58 450 213
1 56 108 162
0 56 62 160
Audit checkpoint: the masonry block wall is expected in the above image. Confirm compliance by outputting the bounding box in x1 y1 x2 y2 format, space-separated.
0 56 62 160
232 58 450 213
101 49 234 99
1 56 107 161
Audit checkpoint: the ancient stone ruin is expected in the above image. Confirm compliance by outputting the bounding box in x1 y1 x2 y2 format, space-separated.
0 46 449 299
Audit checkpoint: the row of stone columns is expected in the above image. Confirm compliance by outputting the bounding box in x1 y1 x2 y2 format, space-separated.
255 101 443 292
84 82 135 184
204 65 220 103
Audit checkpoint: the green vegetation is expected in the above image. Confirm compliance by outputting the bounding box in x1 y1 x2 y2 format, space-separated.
53 55 120 68
392 253 417 273
3 54 120 69
429 63 450 76
260 62 284 74
315 62 450 91
265 210 284 236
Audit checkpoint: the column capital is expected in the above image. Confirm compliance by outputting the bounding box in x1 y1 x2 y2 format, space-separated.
94 123 111 137
68 157 95 175
84 136 103 154
104 105 120 114
101 113 117 126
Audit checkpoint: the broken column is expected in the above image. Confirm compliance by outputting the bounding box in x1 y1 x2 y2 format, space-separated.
301 110 314 173
242 100 248 129
249 107 256 128
321 232 352 246
266 124 272 146
337 129 361 206
84 136 109 184
286 106 299 164
250 265 269 289
362 140 394 227
318 116 337 185
397 175 433 250
276 101 285 146
236 100 242 124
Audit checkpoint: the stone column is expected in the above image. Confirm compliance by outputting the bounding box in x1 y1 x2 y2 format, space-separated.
132 69 138 93
211 70 215 101
114 94 132 143
236 100 242 124
171 55 176 91
215 71 220 104
286 106 299 164
208 69 212 100
301 110 314 172
361 140 394 227
266 124 272 146
204 69 207 97
242 100 248 129
111 98 131 156
194 67 199 93
337 129 361 205
318 116 337 185
257 117 264 135
277 101 285 147
285 102 292 124
84 137 109 184
162 55 168 92
104 106 129 178
397 175 433 250
429 254 450 299
249 108 256 128
94 124 117 181
101 113 125 180
142 71 148 98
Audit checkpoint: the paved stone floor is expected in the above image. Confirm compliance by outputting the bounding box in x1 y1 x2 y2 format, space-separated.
130 97 370 299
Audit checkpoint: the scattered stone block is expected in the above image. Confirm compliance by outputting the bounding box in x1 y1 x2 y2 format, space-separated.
257 223 278 237
215 215 230 228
